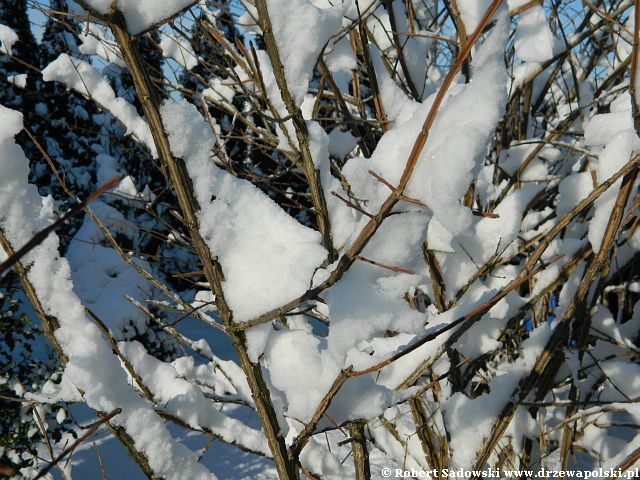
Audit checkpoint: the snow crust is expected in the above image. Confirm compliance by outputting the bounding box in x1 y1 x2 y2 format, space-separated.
160 99 327 322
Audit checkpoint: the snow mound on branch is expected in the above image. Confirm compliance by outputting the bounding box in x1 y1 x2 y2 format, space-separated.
42 54 156 156
160 99 327 323
407 13 508 236
456 0 493 32
119 340 270 456
7 74 27 88
81 0 195 35
514 5 558 63
584 98 640 253
0 24 18 55
264 330 340 422
370 44 421 125
160 31 198 70
264 0 342 105
78 24 126 67
584 105 635 146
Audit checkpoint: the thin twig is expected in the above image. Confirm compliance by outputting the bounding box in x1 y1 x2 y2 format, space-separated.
34 408 122 480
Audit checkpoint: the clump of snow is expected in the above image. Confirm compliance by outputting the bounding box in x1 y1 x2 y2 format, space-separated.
514 5 558 63
119 340 270 456
324 35 357 92
7 74 27 88
0 104 22 137
263 0 342 105
456 0 493 32
369 44 421 125
328 128 357 158
307 120 362 249
584 111 634 146
583 96 635 176
264 330 340 422
42 54 156 156
325 212 427 365
160 31 198 70
0 24 18 55
80 0 195 35
203 77 236 105
78 24 126 67
498 144 532 174
160 99 327 322
557 172 593 216
441 184 543 292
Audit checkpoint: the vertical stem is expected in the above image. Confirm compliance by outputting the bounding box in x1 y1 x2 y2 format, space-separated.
627 0 640 132
0 232 65 362
445 0 470 81
355 4 388 131
348 420 371 480
409 397 446 476
317 57 374 157
422 241 447 312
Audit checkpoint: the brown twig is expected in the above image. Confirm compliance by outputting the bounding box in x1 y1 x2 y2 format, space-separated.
331 191 373 218
354 255 416 274
290 367 353 458
234 0 504 333
0 176 122 275
347 420 371 480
